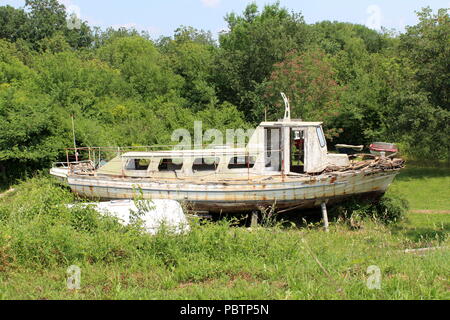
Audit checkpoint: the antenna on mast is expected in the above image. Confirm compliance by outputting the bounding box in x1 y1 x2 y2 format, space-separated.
71 114 78 162
281 92 290 121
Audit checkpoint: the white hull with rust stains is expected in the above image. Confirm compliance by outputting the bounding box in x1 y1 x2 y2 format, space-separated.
67 169 400 213
57 116 404 213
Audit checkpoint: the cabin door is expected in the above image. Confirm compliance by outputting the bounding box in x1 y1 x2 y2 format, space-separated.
290 129 305 173
264 128 282 172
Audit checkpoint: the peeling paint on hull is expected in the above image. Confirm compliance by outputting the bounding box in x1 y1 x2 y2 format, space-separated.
67 169 400 213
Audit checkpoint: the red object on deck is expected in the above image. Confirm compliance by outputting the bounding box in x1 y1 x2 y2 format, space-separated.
370 143 398 153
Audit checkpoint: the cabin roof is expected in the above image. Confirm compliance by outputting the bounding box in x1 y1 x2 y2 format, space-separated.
121 148 249 159
260 120 323 127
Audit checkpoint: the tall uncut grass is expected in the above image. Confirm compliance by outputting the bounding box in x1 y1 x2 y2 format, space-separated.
0 176 448 300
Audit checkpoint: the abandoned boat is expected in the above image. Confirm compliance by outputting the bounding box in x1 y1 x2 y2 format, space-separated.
50 97 404 214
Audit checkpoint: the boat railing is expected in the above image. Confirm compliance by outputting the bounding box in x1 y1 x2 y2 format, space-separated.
52 160 94 169
57 144 287 174
61 144 273 164
60 145 175 168
52 161 70 169
67 160 96 175
52 144 308 181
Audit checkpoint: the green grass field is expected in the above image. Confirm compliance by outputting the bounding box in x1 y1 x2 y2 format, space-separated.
387 164 450 211
0 165 448 300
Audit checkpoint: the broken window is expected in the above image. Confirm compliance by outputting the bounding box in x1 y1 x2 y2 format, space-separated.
193 157 220 172
228 156 256 169
158 158 183 171
126 159 150 171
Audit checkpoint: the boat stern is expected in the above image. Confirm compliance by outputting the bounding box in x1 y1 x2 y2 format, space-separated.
50 163 69 182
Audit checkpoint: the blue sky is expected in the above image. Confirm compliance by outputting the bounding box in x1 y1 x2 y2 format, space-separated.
2 0 449 38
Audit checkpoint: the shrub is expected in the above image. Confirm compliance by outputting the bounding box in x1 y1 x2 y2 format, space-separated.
331 194 409 225
372 194 409 224
0 176 136 268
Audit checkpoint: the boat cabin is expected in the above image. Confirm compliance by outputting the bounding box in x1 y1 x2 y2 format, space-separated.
96 96 350 179
252 120 349 175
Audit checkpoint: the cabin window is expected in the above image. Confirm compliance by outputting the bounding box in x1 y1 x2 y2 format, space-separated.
126 159 150 171
193 157 220 172
317 127 326 148
228 156 256 169
158 158 183 171
265 128 281 170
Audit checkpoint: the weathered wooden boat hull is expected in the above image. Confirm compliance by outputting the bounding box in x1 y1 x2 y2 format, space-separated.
67 169 400 213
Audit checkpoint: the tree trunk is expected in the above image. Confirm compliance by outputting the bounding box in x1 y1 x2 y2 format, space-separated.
0 163 6 184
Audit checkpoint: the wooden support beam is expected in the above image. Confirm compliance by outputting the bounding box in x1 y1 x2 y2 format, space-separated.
321 202 330 233
251 212 259 228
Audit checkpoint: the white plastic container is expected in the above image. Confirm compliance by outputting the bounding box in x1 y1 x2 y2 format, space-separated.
72 200 190 235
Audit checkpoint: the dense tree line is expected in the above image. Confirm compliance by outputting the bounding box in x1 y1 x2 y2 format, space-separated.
0 1 448 181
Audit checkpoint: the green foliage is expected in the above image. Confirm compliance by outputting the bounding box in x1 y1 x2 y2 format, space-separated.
373 194 410 224
0 85 67 164
215 2 310 120
0 177 132 267
98 36 183 100
24 0 67 43
400 7 449 109
197 102 248 132
311 21 392 55
162 35 217 110
0 39 32 82
0 6 28 43
262 49 343 138
331 194 409 225
0 2 448 300
0 2 448 183
0 1 93 50
172 26 216 46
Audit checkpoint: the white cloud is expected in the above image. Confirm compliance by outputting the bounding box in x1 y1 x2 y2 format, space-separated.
201 0 221 8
